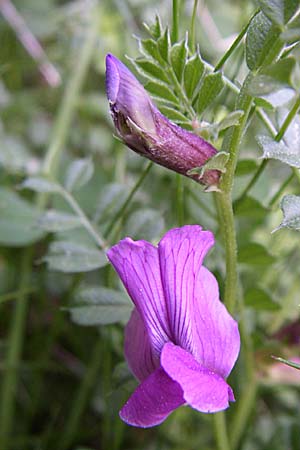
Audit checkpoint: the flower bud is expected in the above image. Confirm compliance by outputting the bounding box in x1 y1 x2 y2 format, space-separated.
105 53 220 186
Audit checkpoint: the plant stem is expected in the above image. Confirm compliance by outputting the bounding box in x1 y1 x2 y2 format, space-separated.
58 338 103 450
171 0 179 43
269 172 294 207
60 188 107 250
0 287 36 304
189 0 198 52
214 10 258 72
0 249 33 448
213 412 231 450
176 173 184 226
104 161 153 238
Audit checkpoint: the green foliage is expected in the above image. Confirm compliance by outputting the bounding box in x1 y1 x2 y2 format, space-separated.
258 0 299 26
133 18 225 124
276 194 300 230
69 286 133 326
257 134 300 168
42 240 107 273
64 158 94 192
246 12 278 70
0 188 44 246
245 287 280 310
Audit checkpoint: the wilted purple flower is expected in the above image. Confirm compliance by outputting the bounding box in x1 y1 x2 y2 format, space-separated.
105 54 220 186
107 225 240 427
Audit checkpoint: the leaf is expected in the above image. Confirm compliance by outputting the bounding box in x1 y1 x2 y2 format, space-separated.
139 38 162 63
275 194 300 231
69 286 133 326
257 134 300 168
21 177 60 193
158 105 188 123
0 135 41 175
145 81 179 104
258 0 299 26
37 209 82 232
0 188 44 246
238 242 275 266
247 58 296 96
43 241 107 273
246 12 275 70
245 287 280 310
235 159 258 176
197 72 224 115
170 36 188 82
125 208 165 241
64 158 94 192
217 110 244 132
271 356 300 370
234 196 267 220
157 27 171 61
133 58 170 84
281 14 300 43
259 87 295 107
144 15 162 39
184 50 205 99
188 151 229 177
93 183 130 224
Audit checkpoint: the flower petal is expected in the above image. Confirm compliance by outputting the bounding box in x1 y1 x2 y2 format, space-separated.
105 53 156 133
107 238 169 356
161 342 234 413
192 266 240 378
124 308 158 381
158 225 239 378
120 366 184 427
158 225 214 350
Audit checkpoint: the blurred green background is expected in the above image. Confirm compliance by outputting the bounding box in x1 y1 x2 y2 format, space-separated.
1 1 300 449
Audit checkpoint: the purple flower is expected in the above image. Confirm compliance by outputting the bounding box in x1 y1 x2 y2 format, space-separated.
107 225 240 427
105 54 220 187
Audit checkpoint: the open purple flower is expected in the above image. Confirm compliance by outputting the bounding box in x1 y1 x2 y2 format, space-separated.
107 225 240 427
106 54 220 187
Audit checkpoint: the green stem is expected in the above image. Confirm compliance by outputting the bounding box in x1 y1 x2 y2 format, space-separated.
214 10 258 72
0 287 36 304
269 172 294 207
176 173 184 226
171 0 179 43
104 161 153 238
0 9 99 447
58 338 103 450
275 94 300 142
0 249 33 448
187 188 217 220
229 382 257 449
60 187 107 250
213 412 231 450
189 0 198 52
215 192 238 314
